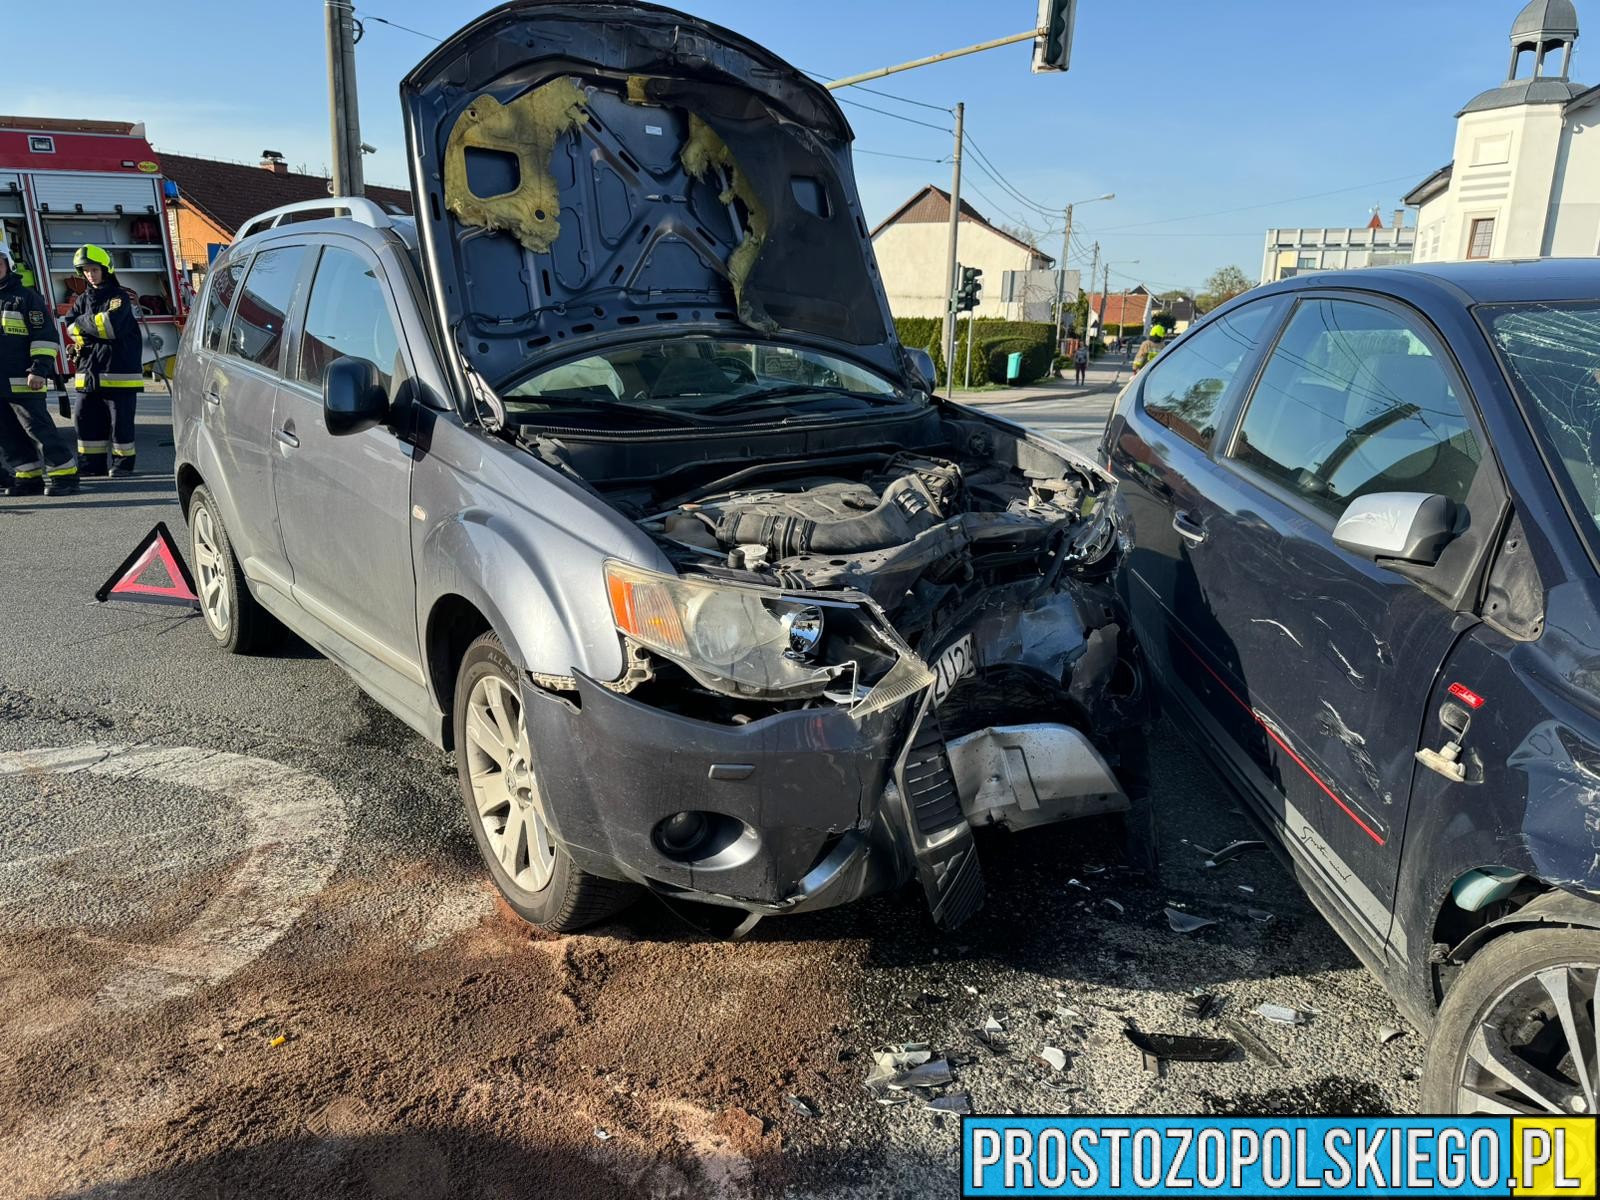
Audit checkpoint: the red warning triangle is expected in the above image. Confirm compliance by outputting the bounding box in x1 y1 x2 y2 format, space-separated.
95 522 199 607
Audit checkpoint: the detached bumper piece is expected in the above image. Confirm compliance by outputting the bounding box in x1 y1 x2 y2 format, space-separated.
947 723 1128 831
890 707 985 931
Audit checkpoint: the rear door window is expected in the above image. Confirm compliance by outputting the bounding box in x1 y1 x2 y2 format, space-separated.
1228 297 1484 521
224 245 307 373
294 246 404 396
1138 299 1282 451
201 259 246 353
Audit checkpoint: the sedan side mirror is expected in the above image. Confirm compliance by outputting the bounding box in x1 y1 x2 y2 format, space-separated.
907 348 937 393
323 357 389 436
1333 492 1458 566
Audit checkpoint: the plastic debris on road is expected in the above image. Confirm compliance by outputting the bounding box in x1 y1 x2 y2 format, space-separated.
1165 906 1217 934
1221 1016 1287 1068
1124 1024 1239 1066
1378 1025 1406 1045
594 1127 612 1141
1246 908 1276 923
1037 1046 1068 1072
1102 898 1125 915
785 1094 820 1118
268 1035 288 1048
926 1093 972 1114
1182 991 1220 1020
1204 840 1267 868
1255 1003 1310 1026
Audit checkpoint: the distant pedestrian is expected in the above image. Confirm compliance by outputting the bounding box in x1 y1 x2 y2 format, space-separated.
1073 345 1088 386
0 241 77 496
64 245 143 476
1132 324 1169 375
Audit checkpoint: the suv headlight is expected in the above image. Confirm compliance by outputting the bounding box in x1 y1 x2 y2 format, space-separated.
605 562 841 700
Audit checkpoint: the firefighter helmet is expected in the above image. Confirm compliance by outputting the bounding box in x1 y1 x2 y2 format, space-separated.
74 244 114 274
1150 324 1168 340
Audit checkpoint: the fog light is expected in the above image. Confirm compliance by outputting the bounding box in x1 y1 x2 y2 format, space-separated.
781 605 825 660
658 810 708 854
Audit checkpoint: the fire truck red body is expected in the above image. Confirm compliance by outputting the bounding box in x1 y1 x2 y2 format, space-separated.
0 115 185 380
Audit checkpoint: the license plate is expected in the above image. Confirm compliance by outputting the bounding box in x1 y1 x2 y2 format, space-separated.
931 635 975 706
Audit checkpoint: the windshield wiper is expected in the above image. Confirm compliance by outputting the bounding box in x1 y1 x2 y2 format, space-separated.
509 396 707 429
694 385 911 418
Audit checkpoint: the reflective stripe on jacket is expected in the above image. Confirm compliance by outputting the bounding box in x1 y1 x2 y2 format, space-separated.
0 270 59 394
64 281 142 394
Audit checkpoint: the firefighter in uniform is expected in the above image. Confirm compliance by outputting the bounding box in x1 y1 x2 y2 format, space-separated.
1132 323 1169 375
64 244 143 476
0 240 77 496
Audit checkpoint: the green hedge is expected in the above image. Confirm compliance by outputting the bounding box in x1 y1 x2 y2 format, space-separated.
983 337 1055 385
893 317 1057 386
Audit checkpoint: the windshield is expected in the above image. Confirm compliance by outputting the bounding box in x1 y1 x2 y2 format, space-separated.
502 338 917 427
1483 301 1600 538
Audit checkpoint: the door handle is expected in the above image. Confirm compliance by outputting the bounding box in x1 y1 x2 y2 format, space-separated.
1172 510 1207 545
203 389 221 406
274 427 300 449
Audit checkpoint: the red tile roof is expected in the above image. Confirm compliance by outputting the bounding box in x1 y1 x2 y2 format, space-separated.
1087 292 1150 328
160 153 413 238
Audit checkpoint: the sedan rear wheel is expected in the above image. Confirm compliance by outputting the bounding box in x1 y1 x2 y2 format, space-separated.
453 632 637 932
1424 928 1600 1114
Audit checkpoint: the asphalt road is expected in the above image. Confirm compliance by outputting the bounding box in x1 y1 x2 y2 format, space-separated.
0 388 1421 1199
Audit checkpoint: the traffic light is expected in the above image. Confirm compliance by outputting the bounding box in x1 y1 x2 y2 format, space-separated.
1032 0 1076 73
956 266 983 312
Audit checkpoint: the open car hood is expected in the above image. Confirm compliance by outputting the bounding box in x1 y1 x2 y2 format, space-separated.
400 1 911 394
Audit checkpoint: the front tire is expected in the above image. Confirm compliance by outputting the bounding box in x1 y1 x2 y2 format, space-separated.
1423 927 1600 1114
454 632 636 932
188 485 275 654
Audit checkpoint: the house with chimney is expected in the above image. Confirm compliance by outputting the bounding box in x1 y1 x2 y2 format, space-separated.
161 151 412 280
1258 208 1416 284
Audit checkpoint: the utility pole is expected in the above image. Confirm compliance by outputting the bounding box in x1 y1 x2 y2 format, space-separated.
1086 240 1100 349
1095 248 1110 354
942 102 964 400
1054 202 1074 355
326 0 365 197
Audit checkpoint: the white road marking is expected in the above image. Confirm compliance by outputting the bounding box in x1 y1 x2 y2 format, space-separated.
0 743 348 1011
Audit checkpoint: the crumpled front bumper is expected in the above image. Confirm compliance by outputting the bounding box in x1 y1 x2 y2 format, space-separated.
520 586 1144 924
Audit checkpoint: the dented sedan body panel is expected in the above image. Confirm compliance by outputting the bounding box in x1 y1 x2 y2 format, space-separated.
1105 259 1600 1029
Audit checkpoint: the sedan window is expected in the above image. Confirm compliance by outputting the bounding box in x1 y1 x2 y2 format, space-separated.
1229 298 1483 522
1483 301 1600 537
1138 298 1281 450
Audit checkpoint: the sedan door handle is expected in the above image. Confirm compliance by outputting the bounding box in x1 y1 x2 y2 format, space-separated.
203 389 221 406
1172 510 1207 545
274 427 300 449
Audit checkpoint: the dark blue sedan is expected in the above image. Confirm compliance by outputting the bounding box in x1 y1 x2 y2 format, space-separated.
1104 260 1600 1113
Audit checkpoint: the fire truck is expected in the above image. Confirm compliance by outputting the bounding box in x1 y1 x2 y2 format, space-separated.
0 115 186 385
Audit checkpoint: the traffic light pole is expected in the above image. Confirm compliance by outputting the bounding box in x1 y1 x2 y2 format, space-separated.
822 29 1042 91
942 102 964 400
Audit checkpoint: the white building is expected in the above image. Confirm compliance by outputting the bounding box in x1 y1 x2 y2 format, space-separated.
870 185 1056 321
1408 0 1600 262
1259 213 1416 284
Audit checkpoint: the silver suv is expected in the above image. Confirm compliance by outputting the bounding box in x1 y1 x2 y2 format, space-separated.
171 0 1147 933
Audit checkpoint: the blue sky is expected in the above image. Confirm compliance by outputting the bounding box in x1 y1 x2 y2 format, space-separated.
13 1 1573 291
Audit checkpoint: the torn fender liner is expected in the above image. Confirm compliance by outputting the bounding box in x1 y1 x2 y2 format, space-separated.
678 112 772 332
443 78 589 254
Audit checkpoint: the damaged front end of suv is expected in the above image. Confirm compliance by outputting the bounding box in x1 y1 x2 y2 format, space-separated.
403 1 1148 928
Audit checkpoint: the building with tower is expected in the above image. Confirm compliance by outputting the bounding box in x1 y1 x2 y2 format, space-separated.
1407 0 1600 262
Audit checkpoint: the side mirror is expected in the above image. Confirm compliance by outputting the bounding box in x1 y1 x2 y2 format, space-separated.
907 348 937 393
1333 492 1458 566
323 357 389 436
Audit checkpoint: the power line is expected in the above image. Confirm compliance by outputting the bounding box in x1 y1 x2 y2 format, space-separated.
833 94 953 134
963 133 1058 217
350 6 441 40
1094 171 1431 233
856 148 950 163
801 68 953 113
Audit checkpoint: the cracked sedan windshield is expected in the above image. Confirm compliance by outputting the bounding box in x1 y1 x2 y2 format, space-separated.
503 338 918 423
1485 301 1600 534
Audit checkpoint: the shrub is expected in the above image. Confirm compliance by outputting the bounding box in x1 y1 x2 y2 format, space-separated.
983 337 1054 385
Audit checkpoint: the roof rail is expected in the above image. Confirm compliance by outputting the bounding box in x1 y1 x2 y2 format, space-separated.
234 196 399 242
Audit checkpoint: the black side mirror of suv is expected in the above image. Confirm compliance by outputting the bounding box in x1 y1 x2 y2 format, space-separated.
324 357 390 436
